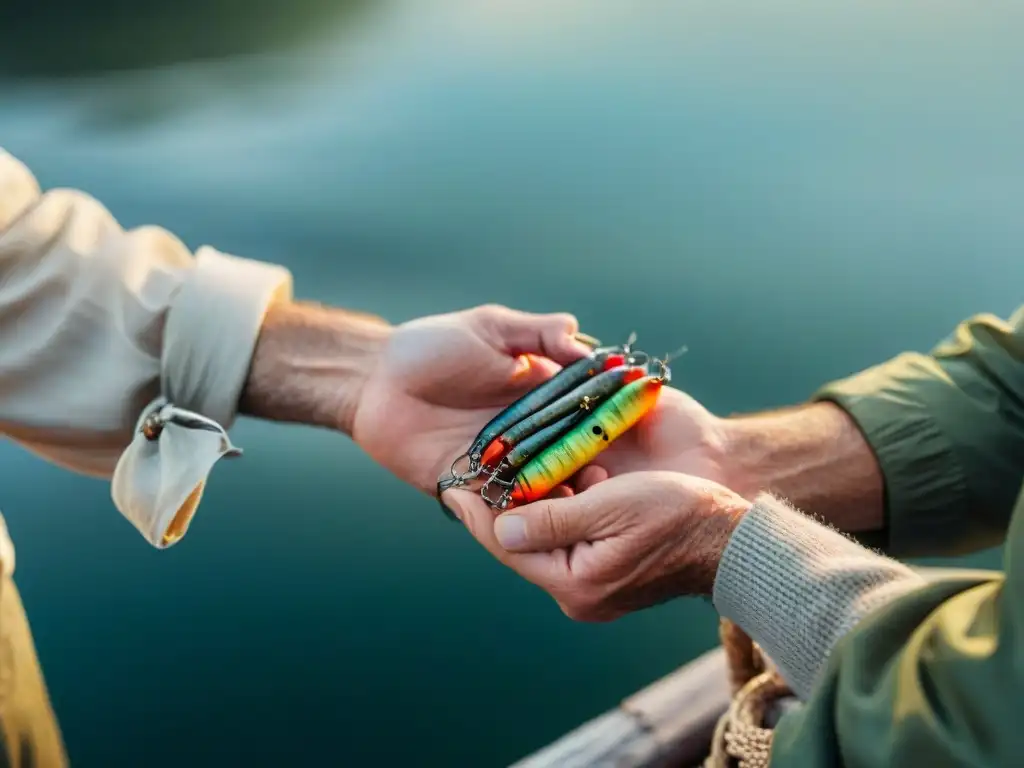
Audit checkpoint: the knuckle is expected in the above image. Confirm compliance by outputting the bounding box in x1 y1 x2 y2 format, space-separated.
558 586 604 622
560 600 600 623
474 303 509 322
460 511 479 538
574 561 602 586
540 503 569 544
550 312 579 333
558 600 589 622
579 564 618 594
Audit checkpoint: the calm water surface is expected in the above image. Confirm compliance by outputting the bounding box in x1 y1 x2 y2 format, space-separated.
1 2 1022 765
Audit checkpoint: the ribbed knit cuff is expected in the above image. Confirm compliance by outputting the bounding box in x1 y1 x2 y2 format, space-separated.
712 493 926 699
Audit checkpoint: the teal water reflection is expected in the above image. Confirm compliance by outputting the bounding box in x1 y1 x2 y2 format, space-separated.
1 1 1021 765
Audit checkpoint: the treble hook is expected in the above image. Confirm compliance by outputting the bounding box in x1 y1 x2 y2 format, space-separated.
663 344 689 364
627 350 650 367
437 467 475 522
480 479 512 508
652 344 688 383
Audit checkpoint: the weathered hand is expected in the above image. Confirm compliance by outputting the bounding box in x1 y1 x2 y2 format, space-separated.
352 304 592 495
442 472 750 621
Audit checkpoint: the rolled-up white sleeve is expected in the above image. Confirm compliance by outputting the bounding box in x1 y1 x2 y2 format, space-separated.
0 148 293 548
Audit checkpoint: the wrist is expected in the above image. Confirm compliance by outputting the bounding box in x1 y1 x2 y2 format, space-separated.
691 485 750 595
717 402 884 533
663 474 750 597
239 300 392 436
712 410 784 500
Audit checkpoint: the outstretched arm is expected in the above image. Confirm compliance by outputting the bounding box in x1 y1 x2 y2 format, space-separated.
592 303 1024 558
0 147 590 547
720 306 1024 557
448 303 1024 766
722 401 886 536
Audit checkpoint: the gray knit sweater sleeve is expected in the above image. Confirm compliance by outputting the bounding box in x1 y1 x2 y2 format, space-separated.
712 493 927 699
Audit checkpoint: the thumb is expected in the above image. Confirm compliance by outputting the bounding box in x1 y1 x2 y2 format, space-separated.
494 494 608 553
475 305 593 366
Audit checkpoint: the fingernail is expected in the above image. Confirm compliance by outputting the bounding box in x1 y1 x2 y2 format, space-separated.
510 354 533 378
574 331 601 347
495 515 527 549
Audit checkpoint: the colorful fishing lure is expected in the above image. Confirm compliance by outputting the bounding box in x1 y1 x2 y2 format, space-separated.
479 408 588 506
435 332 632 518
436 331 683 518
478 362 647 470
504 368 668 508
447 333 640 482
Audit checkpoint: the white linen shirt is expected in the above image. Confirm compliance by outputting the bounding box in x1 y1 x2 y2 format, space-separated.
0 147 293 566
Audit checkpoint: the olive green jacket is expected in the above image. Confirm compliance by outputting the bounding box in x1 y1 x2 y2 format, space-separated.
734 307 1024 766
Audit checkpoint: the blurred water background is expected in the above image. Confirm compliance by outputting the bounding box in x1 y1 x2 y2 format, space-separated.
1 1 1022 765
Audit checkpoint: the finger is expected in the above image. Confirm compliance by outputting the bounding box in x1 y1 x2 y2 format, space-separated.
504 353 562 391
442 485 572 540
494 493 611 553
480 354 564 407
573 331 601 348
574 464 609 492
442 488 567 585
476 305 592 366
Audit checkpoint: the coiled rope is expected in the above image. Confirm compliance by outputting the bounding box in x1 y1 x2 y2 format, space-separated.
703 619 792 768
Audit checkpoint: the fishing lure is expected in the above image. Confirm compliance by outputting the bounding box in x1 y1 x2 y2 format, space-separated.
479 408 588 506
435 332 629 518
436 331 682 521
479 353 668 503
477 362 647 470
448 333 639 483
489 358 673 510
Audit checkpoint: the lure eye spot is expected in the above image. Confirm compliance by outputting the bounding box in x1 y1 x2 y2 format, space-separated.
592 425 603 435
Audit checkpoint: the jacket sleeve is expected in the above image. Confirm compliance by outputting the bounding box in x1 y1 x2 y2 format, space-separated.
813 306 1024 558
714 491 1024 768
0 147 293 547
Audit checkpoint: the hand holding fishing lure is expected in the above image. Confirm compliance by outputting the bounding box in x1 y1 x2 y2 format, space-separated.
437 333 685 514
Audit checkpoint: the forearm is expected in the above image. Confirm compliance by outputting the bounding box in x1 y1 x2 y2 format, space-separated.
718 306 1024 558
238 300 392 437
720 402 885 534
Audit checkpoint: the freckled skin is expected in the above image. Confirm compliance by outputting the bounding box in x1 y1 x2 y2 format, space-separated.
510 375 663 505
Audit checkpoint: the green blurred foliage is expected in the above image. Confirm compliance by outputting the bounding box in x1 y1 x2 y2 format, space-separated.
0 0 369 79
